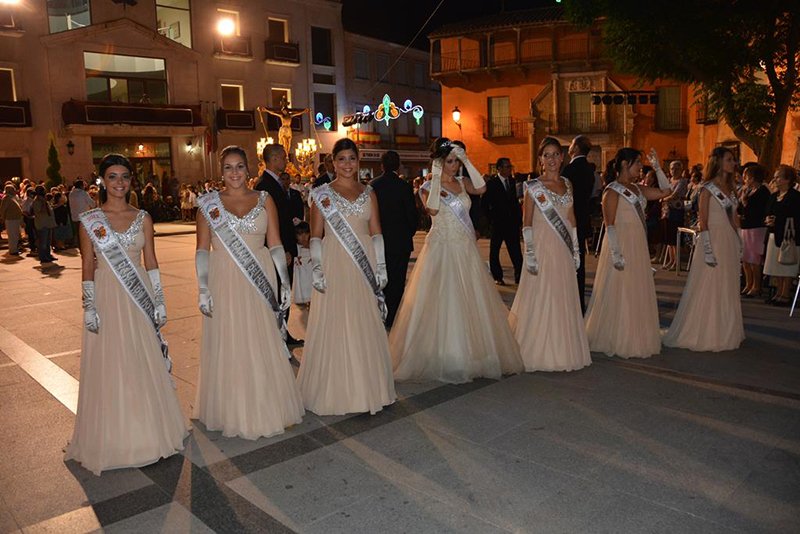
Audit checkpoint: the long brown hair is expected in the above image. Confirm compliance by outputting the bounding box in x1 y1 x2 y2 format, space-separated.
703 147 735 191
537 136 563 174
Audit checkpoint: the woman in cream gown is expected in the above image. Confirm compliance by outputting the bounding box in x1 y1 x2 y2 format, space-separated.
66 154 187 476
509 137 590 372
298 139 396 415
585 148 672 359
664 147 744 351
390 138 523 384
194 146 304 439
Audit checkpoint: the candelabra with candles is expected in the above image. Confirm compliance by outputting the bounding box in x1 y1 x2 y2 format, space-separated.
294 138 318 178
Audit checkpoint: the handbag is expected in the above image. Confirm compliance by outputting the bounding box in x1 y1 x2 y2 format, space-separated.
778 217 798 265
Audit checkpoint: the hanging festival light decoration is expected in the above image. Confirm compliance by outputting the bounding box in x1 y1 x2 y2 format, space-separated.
314 112 332 131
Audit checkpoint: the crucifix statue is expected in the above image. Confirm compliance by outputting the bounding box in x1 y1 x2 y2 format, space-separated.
260 97 310 157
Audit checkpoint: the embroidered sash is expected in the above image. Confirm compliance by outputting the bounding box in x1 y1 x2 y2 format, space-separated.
419 178 475 238
311 184 387 322
606 181 647 234
197 191 290 346
703 182 737 230
525 179 574 255
80 209 172 375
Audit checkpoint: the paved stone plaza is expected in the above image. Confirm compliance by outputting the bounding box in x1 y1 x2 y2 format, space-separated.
0 228 798 533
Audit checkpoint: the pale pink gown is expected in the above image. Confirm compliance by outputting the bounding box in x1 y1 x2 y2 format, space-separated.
66 211 188 476
663 191 744 351
298 186 396 415
509 180 591 372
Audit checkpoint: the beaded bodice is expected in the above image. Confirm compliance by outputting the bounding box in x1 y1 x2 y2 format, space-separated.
428 178 472 242
327 185 372 219
222 191 267 234
115 210 146 250
529 178 573 221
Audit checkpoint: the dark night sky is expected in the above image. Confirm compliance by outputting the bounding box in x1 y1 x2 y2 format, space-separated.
341 0 559 50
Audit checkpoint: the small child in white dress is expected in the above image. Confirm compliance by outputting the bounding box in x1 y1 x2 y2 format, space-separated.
293 222 313 306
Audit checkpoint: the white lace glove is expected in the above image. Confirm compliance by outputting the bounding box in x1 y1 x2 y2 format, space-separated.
607 225 625 271
451 146 486 190
269 245 292 311
147 268 167 327
571 227 581 271
195 250 213 317
647 148 671 190
700 230 717 267
372 234 388 290
522 226 538 275
426 160 443 212
82 281 100 334
310 237 327 293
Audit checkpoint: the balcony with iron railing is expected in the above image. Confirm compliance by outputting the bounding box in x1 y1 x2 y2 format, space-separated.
695 103 718 125
62 100 202 127
0 100 31 127
655 108 689 131
548 112 610 135
216 108 255 130
264 41 300 66
482 116 527 139
213 35 253 61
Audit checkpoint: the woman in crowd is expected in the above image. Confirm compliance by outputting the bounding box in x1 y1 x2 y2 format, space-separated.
299 138 396 415
585 148 672 358
660 160 687 270
664 147 744 351
509 137 589 372
0 183 23 256
52 192 72 250
194 146 304 439
390 138 523 383
738 164 771 298
66 153 187 476
641 167 664 257
32 185 57 263
763 165 800 306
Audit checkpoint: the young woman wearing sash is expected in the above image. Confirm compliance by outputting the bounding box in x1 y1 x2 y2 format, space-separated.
389 138 523 383
509 137 590 372
664 147 744 351
194 146 304 439
298 139 396 415
585 148 672 358
66 154 187 476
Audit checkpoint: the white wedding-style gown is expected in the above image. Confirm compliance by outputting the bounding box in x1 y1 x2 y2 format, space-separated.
389 177 523 384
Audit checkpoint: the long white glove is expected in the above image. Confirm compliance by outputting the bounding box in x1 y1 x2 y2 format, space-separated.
147 269 167 327
310 237 327 293
647 148 671 190
195 250 213 317
451 146 486 190
269 245 292 311
607 225 625 271
522 226 538 275
699 230 717 267
372 234 388 290
571 227 581 271
82 281 100 334
426 160 443 212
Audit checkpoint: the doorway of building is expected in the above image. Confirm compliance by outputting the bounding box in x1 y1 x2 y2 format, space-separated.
91 138 172 188
0 157 23 184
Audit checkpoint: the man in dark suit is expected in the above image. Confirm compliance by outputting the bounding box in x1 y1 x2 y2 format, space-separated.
370 151 418 328
481 157 523 285
562 135 594 313
255 144 302 345
312 154 335 188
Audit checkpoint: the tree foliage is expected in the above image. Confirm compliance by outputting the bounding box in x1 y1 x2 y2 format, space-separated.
566 0 799 170
45 134 64 189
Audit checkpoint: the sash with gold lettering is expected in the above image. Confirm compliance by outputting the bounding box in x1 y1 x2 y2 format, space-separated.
606 181 647 234
197 191 290 347
525 179 575 256
80 208 172 375
419 177 475 238
702 182 737 230
311 184 387 322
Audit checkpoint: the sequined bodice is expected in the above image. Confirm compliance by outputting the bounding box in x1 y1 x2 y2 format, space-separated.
325 186 372 234
211 191 269 250
97 210 146 269
428 179 472 242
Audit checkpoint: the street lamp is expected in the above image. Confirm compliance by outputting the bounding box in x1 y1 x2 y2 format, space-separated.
452 106 462 131
216 18 235 36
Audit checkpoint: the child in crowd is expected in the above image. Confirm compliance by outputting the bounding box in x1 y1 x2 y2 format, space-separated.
293 222 312 308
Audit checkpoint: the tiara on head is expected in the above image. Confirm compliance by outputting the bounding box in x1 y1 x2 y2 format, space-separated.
439 139 452 149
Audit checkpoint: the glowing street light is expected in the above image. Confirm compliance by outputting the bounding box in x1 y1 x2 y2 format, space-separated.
452 106 462 131
0 0 21 5
217 18 236 36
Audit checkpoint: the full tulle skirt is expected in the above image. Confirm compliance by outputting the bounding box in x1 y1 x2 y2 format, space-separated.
66 265 188 476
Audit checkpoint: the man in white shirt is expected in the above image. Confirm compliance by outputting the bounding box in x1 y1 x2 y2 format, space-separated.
69 179 96 222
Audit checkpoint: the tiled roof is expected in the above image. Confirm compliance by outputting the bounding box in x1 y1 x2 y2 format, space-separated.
428 6 566 38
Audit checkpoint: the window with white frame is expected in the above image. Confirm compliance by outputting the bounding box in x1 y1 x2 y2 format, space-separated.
156 0 192 48
0 68 15 101
271 88 291 108
221 84 244 110
268 18 288 43
47 0 90 34
217 8 240 36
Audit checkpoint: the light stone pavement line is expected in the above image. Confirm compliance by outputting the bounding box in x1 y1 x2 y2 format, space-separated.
4 298 75 310
0 324 79 414
45 349 81 359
